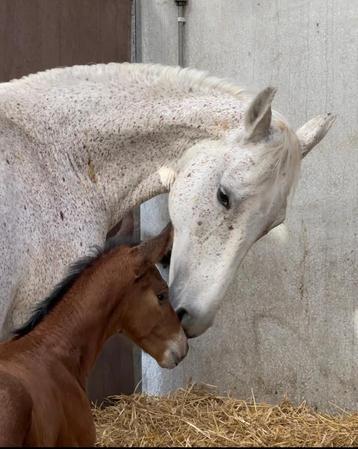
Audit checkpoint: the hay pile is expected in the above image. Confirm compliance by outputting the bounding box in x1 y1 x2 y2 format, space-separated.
93 384 358 447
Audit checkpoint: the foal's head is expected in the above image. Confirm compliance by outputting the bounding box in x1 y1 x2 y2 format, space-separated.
120 225 188 369
13 224 188 369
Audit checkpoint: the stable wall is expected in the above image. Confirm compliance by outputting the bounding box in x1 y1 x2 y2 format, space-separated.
139 0 358 410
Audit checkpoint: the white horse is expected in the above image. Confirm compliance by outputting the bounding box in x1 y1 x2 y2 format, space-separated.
0 63 334 339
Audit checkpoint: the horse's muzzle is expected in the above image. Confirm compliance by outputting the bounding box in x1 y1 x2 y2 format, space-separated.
175 307 215 339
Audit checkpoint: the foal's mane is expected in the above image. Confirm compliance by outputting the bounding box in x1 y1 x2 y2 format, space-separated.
14 235 138 338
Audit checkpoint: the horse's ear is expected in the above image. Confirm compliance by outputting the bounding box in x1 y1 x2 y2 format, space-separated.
136 223 173 268
296 113 336 158
244 87 277 142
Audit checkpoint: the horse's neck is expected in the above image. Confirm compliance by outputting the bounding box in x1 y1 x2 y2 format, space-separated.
76 95 244 229
2 73 245 229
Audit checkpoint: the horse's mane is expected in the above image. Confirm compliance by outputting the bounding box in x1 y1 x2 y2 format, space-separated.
13 234 139 338
11 63 300 192
6 62 249 101
7 62 301 211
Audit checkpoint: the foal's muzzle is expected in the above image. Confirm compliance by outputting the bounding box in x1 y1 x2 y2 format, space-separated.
159 329 189 369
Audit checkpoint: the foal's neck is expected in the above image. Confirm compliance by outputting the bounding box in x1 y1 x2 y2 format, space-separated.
29 249 130 386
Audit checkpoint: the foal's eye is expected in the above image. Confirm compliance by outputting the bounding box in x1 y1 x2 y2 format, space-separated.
217 187 230 209
157 293 165 302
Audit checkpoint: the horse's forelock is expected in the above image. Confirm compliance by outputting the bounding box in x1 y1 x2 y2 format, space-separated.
262 115 302 203
225 111 301 201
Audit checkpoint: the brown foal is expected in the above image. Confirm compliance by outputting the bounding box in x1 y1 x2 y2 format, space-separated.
0 225 188 447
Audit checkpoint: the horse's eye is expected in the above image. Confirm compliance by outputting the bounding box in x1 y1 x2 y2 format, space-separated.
217 187 230 209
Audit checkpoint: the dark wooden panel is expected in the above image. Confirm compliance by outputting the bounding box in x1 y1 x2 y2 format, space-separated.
0 0 136 402
0 0 132 82
87 334 136 405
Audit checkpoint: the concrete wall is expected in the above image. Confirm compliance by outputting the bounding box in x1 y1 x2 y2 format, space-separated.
139 0 358 411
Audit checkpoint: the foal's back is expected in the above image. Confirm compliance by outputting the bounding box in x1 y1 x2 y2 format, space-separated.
0 369 33 447
0 338 96 447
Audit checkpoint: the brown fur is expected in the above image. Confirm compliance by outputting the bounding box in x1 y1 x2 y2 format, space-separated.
0 225 187 447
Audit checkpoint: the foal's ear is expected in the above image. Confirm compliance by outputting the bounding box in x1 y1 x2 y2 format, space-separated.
136 223 174 267
244 87 277 143
296 113 336 158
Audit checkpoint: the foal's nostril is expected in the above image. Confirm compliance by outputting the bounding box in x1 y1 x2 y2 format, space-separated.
176 307 188 322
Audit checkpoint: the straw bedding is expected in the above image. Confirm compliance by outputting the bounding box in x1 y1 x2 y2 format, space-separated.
93 384 357 447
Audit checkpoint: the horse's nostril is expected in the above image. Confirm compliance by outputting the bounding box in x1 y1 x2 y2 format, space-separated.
160 250 172 269
176 307 188 322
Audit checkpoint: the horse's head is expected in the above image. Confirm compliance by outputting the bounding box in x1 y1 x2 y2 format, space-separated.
122 224 188 368
168 87 335 337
